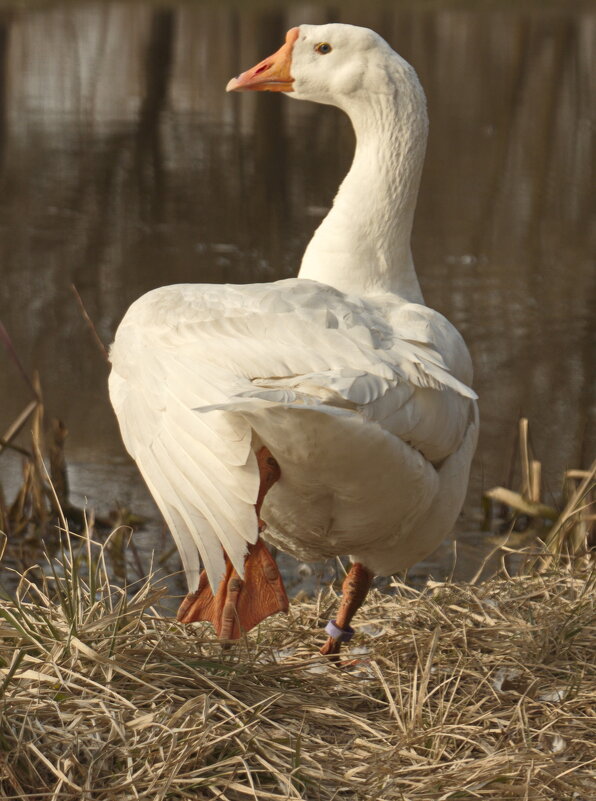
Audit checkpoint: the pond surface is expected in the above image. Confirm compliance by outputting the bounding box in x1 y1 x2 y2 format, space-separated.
0 1 594 599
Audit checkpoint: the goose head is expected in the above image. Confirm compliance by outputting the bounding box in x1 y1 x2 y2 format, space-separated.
227 23 427 301
226 23 412 110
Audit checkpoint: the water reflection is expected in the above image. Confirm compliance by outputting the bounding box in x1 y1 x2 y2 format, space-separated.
0 1 593 588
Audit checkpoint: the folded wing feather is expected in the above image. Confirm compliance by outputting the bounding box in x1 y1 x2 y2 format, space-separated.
109 278 477 591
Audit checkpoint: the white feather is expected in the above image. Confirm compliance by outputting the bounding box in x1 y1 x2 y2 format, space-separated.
108 23 479 593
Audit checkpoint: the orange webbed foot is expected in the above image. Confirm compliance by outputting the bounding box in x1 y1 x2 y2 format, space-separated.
177 537 288 639
177 446 288 639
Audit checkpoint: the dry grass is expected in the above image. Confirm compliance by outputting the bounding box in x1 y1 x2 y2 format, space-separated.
483 419 595 568
0 528 593 801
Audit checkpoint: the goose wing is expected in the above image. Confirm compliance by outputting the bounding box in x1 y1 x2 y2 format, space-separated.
109 278 476 591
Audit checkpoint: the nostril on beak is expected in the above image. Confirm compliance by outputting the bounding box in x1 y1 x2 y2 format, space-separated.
254 62 271 76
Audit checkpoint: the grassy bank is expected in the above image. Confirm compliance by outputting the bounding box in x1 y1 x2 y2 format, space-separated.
0 538 593 800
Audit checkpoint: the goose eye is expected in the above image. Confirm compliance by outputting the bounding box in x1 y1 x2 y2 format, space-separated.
314 42 332 55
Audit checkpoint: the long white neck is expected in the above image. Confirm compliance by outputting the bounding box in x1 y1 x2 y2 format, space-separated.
298 69 428 302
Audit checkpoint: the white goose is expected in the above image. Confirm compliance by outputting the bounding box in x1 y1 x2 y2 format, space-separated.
109 24 478 657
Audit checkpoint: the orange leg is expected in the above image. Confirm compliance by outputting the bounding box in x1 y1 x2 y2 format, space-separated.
177 447 289 637
320 563 374 659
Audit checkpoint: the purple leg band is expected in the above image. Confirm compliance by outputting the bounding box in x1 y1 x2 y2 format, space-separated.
325 619 355 642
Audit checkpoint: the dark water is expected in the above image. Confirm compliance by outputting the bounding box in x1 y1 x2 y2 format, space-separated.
0 1 594 596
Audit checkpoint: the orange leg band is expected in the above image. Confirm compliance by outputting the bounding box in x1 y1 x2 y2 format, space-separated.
320 562 374 659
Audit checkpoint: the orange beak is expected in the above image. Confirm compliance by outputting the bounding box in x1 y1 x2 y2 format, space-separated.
226 28 298 93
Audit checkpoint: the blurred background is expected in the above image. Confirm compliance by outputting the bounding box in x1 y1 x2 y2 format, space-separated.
0 0 594 594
